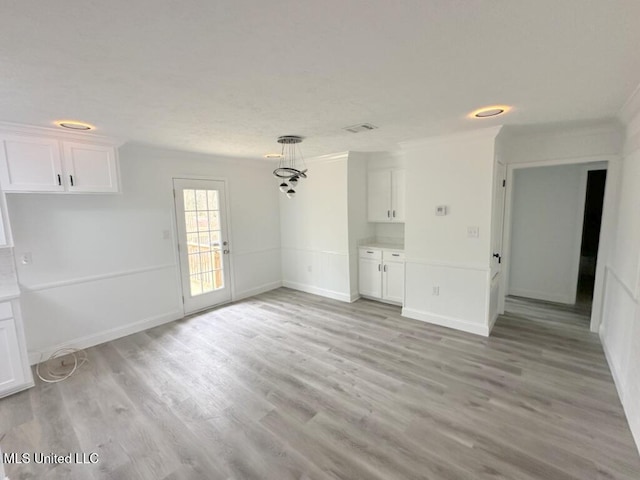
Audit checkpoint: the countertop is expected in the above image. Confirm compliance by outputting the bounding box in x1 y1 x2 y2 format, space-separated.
358 242 404 251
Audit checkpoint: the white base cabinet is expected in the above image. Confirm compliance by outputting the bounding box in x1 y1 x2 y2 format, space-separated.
0 299 33 398
358 247 405 305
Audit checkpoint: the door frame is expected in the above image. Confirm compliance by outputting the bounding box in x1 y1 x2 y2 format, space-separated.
500 154 620 333
171 175 235 315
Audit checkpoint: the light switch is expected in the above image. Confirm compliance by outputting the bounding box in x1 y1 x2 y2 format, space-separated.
467 226 479 238
435 205 447 216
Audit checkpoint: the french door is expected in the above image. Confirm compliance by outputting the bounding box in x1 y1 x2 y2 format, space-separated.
173 178 232 313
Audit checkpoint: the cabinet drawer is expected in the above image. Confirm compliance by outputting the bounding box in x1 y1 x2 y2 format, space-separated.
359 248 382 260
383 250 405 261
0 301 13 320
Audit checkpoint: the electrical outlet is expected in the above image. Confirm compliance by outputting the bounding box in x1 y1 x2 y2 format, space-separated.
20 252 32 265
432 286 440 296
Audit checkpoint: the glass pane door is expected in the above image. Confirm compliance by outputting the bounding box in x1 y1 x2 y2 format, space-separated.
174 178 231 313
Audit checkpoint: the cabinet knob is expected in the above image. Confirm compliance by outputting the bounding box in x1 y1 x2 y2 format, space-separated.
392 210 396 218
387 210 391 218
69 174 74 187
378 264 381 271
57 174 61 186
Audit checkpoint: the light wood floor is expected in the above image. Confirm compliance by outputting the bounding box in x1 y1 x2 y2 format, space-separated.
1 288 639 479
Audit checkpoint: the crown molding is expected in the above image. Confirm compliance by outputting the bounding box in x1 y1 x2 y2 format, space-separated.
0 121 125 146
399 125 503 151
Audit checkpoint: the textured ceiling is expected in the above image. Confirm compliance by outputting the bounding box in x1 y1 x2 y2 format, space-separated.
1 0 640 159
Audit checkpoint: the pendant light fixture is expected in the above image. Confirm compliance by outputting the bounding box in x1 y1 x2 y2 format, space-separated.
272 135 307 198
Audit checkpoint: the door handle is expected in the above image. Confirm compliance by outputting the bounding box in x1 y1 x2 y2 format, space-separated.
493 253 502 264
223 249 230 254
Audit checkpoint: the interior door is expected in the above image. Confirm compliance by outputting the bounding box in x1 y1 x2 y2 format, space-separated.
491 162 507 277
174 178 232 313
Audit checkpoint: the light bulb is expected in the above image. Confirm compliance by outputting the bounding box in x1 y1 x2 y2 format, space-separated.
289 176 298 187
286 188 296 199
279 182 288 192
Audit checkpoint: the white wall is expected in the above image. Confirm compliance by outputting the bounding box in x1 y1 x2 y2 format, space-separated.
7 143 282 362
347 152 375 298
601 89 640 453
279 153 353 301
401 127 501 336
508 164 588 304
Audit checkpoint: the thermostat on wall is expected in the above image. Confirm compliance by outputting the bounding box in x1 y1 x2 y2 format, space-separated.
435 205 447 216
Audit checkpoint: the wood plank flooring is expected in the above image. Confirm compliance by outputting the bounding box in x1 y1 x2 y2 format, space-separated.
1 288 639 479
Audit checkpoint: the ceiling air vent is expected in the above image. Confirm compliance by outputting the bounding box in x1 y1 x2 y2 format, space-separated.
343 123 378 134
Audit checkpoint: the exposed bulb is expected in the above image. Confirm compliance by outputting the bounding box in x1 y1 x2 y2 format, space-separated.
279 182 288 192
286 188 296 199
289 176 298 187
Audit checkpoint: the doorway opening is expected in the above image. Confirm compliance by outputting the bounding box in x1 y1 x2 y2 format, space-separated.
505 162 608 328
576 169 607 313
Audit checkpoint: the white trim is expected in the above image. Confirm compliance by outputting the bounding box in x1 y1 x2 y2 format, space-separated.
508 288 574 305
405 258 490 272
282 280 352 303
506 154 619 170
28 309 184 365
0 121 124 146
606 264 638 301
22 263 177 292
233 281 282 301
400 126 503 150
231 246 281 256
401 307 489 336
281 246 350 257
304 151 349 165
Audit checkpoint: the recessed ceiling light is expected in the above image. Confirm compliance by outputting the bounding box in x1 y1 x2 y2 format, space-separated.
469 105 512 119
55 120 94 131
264 153 283 159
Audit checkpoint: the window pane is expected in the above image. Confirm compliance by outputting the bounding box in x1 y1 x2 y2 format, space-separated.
186 233 199 254
197 211 208 231
212 250 223 270
196 190 208 210
183 190 196 211
210 230 221 247
198 232 211 249
188 254 201 274
208 211 220 230
200 252 213 273
185 212 197 233
207 190 219 210
214 269 224 289
190 274 203 296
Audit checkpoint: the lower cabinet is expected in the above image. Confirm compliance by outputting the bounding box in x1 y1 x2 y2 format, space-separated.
358 248 405 305
0 300 33 398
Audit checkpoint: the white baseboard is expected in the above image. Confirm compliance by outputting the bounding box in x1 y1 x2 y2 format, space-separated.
28 310 184 365
234 281 283 301
508 288 574 305
488 310 499 334
282 280 352 303
402 307 489 336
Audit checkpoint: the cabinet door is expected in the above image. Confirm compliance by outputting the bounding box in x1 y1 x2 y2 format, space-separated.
367 170 392 222
0 318 26 395
391 169 406 222
63 142 119 193
359 257 382 298
382 261 405 304
0 135 64 192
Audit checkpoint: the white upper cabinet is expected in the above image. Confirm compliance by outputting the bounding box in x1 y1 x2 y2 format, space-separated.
63 141 119 193
0 134 65 192
0 129 120 194
367 169 405 223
